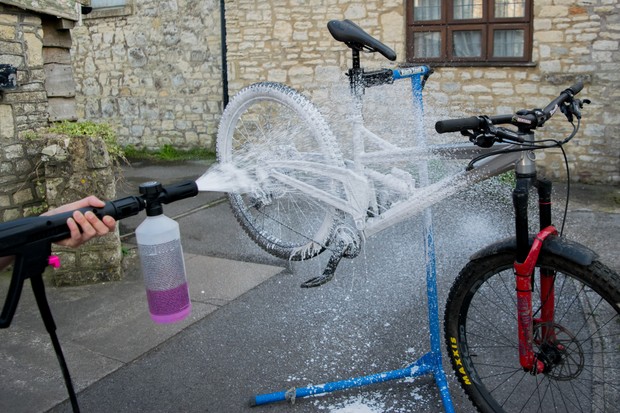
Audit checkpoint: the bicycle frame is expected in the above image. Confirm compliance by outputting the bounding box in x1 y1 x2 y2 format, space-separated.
261 66 523 238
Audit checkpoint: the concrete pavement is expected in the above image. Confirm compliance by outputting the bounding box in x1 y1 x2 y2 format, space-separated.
0 159 618 413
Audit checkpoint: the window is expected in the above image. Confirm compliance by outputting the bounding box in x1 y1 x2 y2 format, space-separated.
406 0 532 65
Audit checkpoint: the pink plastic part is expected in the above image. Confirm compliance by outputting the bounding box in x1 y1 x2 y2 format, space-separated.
48 255 61 268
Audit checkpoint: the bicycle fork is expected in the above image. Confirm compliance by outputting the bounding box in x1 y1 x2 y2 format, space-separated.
513 175 559 374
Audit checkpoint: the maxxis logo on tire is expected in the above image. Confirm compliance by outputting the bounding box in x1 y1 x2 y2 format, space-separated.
449 336 472 386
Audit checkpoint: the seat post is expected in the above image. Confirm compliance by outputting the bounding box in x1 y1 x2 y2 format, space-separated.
348 49 364 98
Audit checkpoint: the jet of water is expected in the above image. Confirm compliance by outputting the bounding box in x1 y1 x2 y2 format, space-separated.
195 163 256 193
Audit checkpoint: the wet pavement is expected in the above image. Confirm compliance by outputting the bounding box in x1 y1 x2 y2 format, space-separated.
1 159 618 412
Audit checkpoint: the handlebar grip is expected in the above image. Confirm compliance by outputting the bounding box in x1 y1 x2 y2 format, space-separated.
569 80 584 95
542 80 585 118
435 117 482 134
435 114 514 134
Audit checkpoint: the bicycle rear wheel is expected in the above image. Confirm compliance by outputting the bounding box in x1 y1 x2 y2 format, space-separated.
216 82 345 260
444 248 620 413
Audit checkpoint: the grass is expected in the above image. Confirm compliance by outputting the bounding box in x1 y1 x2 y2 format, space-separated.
123 144 215 162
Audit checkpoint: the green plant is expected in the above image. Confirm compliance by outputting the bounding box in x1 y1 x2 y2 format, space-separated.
22 130 38 140
123 144 215 162
48 121 127 166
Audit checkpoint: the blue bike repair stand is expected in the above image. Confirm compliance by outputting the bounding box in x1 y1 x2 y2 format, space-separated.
252 74 455 412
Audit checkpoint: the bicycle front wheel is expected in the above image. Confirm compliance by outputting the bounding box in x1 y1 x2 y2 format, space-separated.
216 82 345 260
444 249 620 413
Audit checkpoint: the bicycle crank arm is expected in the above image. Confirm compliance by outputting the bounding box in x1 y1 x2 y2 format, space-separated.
300 247 343 288
301 227 361 288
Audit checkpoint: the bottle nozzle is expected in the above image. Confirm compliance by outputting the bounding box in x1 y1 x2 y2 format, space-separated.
139 181 165 216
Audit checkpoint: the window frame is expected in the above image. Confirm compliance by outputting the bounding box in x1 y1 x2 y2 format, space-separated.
406 0 534 66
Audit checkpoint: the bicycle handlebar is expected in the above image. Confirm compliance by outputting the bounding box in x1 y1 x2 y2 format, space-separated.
435 81 584 134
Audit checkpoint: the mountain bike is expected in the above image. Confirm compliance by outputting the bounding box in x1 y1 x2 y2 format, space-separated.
216 19 619 412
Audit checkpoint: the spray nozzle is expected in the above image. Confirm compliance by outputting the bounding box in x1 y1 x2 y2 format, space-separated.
139 180 198 216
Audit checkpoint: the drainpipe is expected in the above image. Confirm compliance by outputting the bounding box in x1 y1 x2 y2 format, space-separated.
220 0 229 108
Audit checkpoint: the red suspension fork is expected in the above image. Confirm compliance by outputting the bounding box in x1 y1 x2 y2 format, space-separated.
539 269 556 343
512 178 557 373
514 226 558 372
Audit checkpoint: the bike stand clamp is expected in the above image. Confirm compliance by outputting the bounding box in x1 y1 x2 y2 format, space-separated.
251 73 455 412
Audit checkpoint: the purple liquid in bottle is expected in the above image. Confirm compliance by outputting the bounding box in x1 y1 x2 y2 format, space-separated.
138 237 191 324
146 283 191 323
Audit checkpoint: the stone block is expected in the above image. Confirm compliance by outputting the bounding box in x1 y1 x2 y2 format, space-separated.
47 97 76 121
23 32 43 66
0 104 14 139
42 134 121 286
42 23 72 48
44 63 76 97
0 24 16 40
42 46 71 64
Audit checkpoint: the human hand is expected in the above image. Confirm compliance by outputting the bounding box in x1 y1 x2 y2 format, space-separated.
42 196 116 248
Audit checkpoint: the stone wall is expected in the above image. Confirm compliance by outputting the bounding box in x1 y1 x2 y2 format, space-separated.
70 0 223 150
0 3 121 285
0 4 51 221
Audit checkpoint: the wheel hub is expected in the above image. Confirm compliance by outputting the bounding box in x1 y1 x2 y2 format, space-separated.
533 321 584 380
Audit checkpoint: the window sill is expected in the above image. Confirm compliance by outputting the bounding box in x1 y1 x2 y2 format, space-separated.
83 4 133 19
404 61 537 68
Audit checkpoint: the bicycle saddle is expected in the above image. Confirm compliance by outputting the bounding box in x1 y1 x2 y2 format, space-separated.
327 19 397 61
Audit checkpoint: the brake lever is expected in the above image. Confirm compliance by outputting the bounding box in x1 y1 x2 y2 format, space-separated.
561 97 591 122
462 116 500 148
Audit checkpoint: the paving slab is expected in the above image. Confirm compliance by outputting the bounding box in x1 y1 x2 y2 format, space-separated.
0 252 283 413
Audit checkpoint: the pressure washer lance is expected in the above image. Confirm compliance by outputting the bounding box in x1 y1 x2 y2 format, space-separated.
0 180 198 413
135 181 192 323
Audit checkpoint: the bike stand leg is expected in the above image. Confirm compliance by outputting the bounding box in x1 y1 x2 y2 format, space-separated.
251 208 455 412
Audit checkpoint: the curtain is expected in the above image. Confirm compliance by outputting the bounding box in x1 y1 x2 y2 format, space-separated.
453 31 481 57
453 0 483 20
494 30 524 57
414 0 441 21
414 32 441 57
495 0 526 18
